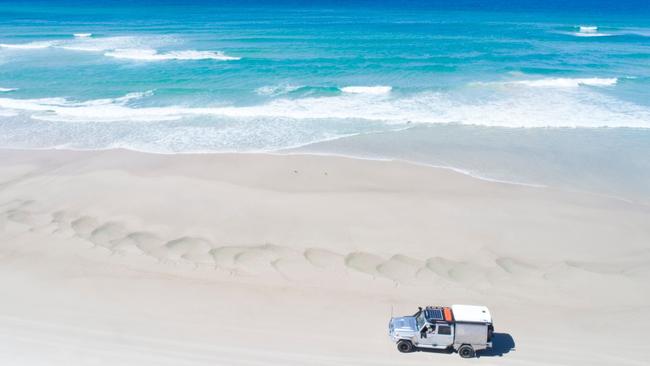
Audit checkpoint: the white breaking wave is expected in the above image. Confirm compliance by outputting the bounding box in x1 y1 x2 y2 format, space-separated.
104 48 240 61
341 86 392 95
75 90 155 106
0 87 17 92
579 26 598 33
256 84 385 97
572 32 613 37
511 77 618 88
475 77 618 88
1 36 158 52
59 36 158 52
0 36 239 61
573 25 612 37
553 26 613 37
0 41 56 49
1 85 649 128
255 85 302 96
0 91 165 122
211 88 649 128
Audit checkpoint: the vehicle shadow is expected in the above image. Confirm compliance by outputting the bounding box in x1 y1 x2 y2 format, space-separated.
478 333 516 357
415 332 515 357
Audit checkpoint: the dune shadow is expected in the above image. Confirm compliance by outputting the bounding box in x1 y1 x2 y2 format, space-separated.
478 333 516 357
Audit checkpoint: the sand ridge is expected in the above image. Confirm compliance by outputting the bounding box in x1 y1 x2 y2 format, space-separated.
2 196 647 306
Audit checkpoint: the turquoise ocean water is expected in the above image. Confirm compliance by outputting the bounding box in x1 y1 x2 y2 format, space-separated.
1 1 649 201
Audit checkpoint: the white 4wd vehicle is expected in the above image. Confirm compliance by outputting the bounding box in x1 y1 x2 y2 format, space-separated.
388 305 494 358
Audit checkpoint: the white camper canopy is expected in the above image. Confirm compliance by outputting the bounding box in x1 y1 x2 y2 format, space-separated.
451 305 492 323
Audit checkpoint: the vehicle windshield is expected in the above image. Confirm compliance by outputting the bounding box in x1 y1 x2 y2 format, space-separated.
416 312 426 330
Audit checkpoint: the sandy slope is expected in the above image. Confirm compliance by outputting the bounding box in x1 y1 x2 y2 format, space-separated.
0 149 648 365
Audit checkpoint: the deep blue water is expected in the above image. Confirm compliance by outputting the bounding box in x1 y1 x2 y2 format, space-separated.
1 1 649 200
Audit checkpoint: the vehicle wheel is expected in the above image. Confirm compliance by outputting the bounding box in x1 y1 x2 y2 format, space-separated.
458 344 475 358
396 340 414 353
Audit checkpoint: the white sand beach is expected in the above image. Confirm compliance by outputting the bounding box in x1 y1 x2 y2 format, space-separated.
0 149 649 365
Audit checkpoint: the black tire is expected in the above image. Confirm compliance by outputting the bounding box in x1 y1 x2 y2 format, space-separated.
458 344 475 358
397 340 414 353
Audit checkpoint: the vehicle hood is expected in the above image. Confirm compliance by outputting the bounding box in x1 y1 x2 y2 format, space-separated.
389 316 417 337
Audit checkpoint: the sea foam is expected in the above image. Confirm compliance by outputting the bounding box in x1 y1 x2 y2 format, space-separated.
0 87 17 92
1 84 649 129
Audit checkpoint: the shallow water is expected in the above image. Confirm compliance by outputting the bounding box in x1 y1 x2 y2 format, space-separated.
1 1 649 200
291 125 650 203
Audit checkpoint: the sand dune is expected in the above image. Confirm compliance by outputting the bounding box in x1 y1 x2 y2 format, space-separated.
0 149 649 365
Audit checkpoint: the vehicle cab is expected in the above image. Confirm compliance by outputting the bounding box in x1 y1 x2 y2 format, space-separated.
414 307 455 349
389 306 456 351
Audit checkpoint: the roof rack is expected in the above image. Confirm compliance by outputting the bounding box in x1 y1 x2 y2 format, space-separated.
423 306 454 322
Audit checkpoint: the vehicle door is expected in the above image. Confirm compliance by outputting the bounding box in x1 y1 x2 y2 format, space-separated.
430 323 454 347
417 323 436 346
